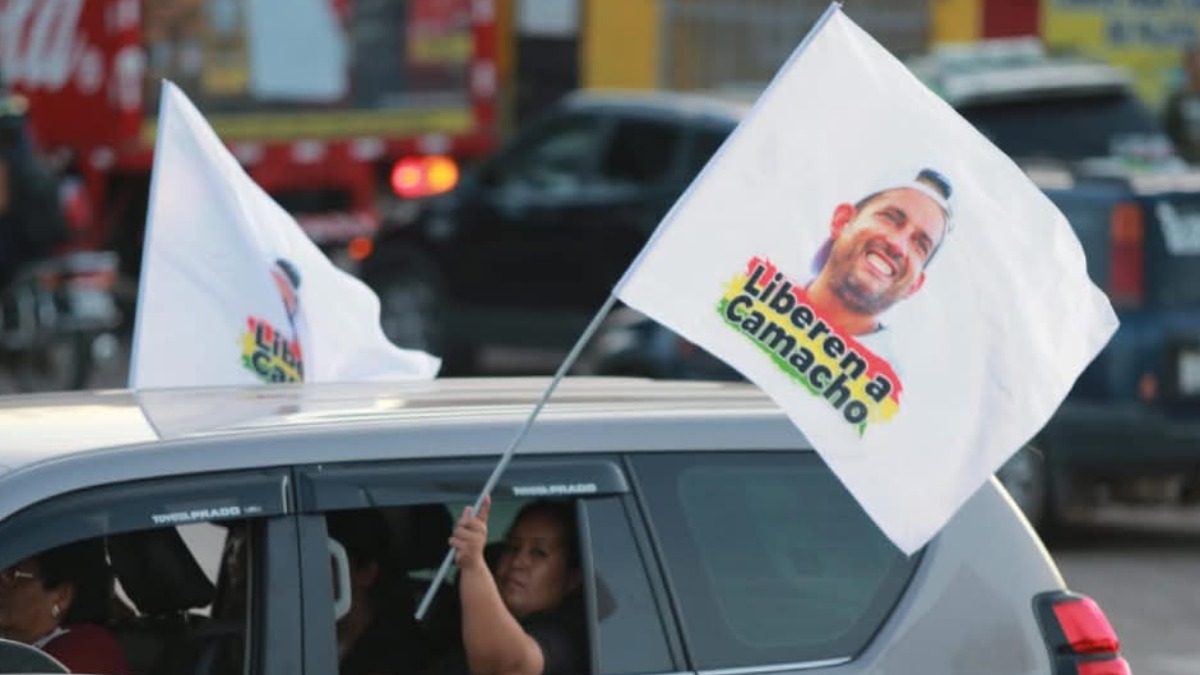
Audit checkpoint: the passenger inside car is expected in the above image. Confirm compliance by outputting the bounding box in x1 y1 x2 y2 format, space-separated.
0 538 131 674
328 508 426 675
425 497 587 675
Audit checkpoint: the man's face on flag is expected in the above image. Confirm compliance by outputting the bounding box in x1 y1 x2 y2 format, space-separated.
822 187 947 315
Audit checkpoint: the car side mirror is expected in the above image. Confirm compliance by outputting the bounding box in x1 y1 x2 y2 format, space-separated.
0 638 68 673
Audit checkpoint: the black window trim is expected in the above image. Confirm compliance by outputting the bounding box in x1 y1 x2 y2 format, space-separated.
0 467 293 572
261 514 307 675
618 463 691 672
293 456 629 513
295 513 340 675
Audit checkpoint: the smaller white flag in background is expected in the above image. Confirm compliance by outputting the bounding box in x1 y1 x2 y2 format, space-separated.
130 81 440 392
615 5 1118 553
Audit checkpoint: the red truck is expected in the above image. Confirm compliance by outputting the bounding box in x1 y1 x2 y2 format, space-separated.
0 0 499 284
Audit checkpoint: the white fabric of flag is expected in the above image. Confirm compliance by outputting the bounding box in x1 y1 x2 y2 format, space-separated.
130 81 440 391
615 6 1118 553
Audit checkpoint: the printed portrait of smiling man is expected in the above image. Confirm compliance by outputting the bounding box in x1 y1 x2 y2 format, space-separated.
806 168 953 360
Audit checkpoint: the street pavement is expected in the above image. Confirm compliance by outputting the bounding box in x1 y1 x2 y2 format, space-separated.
1051 506 1200 675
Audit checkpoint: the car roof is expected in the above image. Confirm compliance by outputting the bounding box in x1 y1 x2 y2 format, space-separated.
0 376 805 474
0 377 813 522
560 88 754 124
906 38 1133 107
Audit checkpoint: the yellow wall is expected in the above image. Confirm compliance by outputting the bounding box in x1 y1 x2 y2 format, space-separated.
929 0 980 44
581 0 659 89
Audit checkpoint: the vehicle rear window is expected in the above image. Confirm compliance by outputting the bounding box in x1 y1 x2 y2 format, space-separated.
630 452 917 668
1147 195 1200 307
957 91 1161 161
597 118 684 187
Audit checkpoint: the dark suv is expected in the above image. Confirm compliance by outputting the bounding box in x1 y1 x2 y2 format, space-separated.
357 90 748 372
586 41 1200 530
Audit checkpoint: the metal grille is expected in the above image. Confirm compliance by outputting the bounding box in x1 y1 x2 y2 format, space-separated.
658 0 931 91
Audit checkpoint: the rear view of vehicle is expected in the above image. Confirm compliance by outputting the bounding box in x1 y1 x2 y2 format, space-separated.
910 39 1200 526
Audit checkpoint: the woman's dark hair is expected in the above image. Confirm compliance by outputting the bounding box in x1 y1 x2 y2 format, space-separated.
509 500 580 570
36 538 114 625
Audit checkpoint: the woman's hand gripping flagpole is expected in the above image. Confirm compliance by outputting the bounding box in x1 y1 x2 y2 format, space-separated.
415 2 847 618
414 293 622 621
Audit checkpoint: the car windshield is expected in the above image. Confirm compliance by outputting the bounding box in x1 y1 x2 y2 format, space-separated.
956 91 1164 161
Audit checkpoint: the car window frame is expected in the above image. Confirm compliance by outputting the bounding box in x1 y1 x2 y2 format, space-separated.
0 466 303 675
293 455 676 675
580 493 687 675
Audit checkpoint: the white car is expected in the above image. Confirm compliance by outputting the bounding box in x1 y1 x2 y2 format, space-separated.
0 377 1128 674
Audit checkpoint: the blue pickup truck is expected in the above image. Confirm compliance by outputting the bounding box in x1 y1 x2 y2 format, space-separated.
584 40 1200 531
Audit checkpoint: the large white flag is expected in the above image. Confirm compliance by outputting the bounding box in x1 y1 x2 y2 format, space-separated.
615 6 1118 553
130 81 440 390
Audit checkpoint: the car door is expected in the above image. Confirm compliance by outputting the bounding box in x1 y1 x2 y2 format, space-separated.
445 109 689 350
0 467 302 675
292 455 683 675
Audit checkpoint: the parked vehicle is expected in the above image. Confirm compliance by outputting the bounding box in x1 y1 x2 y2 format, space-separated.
585 40 1200 532
359 89 750 371
0 377 1129 674
0 0 500 296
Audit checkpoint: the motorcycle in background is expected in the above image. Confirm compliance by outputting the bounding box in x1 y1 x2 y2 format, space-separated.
0 249 123 392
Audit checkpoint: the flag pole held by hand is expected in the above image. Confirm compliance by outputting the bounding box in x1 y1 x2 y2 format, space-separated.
414 293 622 621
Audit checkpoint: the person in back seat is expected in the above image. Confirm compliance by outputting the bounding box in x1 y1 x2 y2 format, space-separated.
329 509 427 675
427 498 587 675
0 538 130 674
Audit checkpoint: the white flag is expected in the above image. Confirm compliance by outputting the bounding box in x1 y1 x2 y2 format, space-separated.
130 81 440 390
615 6 1118 553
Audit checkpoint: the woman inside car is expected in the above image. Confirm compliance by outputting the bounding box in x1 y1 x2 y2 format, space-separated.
0 538 130 674
430 497 586 675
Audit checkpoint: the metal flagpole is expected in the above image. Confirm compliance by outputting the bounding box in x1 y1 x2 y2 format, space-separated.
414 292 622 620
414 0 844 621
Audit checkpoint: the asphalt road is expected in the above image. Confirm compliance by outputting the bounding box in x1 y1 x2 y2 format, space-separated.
1050 506 1200 675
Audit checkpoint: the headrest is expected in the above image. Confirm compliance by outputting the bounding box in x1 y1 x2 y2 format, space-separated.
399 505 455 571
108 528 216 616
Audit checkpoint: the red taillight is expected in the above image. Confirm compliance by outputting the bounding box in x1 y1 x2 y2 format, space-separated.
347 236 374 262
389 155 459 199
1053 597 1121 654
1037 591 1127 675
1108 201 1143 306
1076 657 1132 675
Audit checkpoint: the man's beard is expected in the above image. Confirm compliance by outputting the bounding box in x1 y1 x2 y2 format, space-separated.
828 245 908 316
